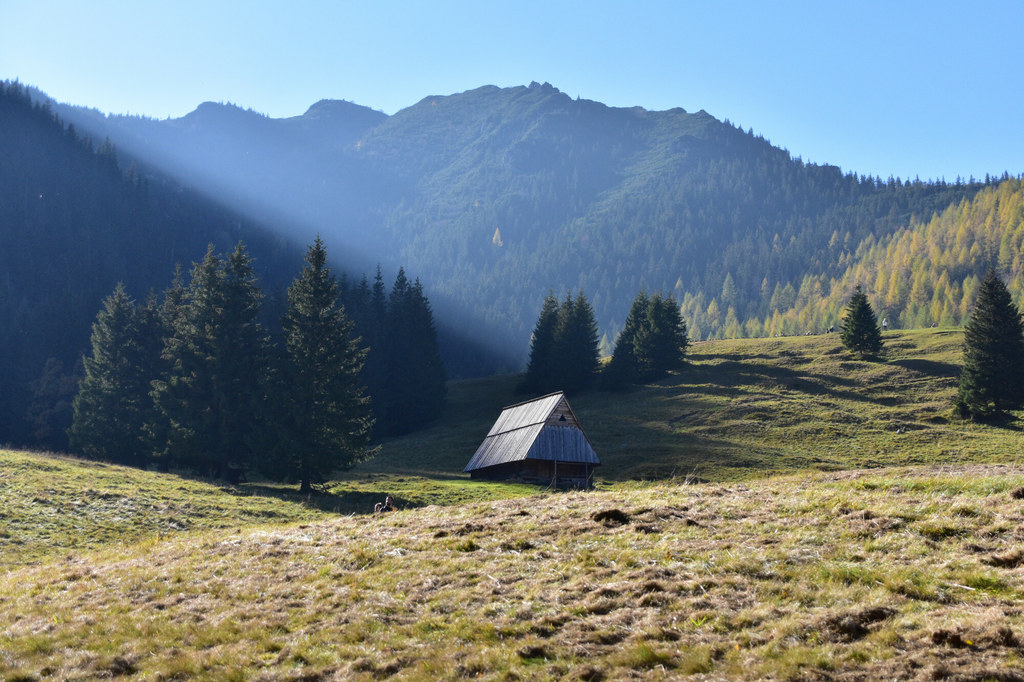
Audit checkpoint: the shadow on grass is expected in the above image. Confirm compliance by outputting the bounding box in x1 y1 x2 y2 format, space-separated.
231 483 398 515
662 359 880 406
889 358 960 378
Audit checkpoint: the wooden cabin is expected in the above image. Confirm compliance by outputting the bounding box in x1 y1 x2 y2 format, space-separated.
464 392 599 488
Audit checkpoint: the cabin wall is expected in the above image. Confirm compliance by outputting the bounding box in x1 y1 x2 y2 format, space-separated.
469 459 595 488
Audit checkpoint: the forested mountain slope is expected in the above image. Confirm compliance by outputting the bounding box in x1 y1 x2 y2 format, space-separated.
730 178 1024 337
50 82 1002 357
0 82 303 447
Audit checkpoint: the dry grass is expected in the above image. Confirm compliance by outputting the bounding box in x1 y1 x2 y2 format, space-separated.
4 464 1024 680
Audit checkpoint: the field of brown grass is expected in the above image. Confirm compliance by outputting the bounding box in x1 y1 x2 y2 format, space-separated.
4 328 1024 680
4 464 1024 680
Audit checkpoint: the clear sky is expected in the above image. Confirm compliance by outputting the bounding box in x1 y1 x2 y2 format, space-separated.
2 0 1022 182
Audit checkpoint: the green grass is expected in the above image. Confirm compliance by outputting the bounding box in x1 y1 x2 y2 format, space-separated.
368 328 1024 482
0 450 338 568
6 328 1022 570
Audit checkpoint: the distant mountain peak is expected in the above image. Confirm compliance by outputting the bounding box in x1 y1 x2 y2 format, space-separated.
300 99 388 129
182 100 267 123
303 99 383 118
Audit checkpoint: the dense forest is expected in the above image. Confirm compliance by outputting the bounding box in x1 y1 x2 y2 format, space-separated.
715 178 1024 338
47 81 1006 358
0 82 459 452
68 238 446 486
6 78 1023 455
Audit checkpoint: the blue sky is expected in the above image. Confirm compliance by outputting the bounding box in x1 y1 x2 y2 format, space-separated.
2 0 1022 181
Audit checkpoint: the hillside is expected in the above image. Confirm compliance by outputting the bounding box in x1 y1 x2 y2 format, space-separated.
3 464 1023 680
740 178 1024 337
48 82 1000 359
0 82 305 448
361 328 1024 483
4 330 1024 679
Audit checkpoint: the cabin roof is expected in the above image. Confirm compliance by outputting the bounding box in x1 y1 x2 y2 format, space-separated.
463 392 599 472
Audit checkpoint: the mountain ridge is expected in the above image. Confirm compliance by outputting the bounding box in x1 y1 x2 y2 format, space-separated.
36 81 1007 358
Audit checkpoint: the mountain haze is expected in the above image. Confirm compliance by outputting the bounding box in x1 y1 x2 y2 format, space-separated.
0 82 306 446
52 82 1003 360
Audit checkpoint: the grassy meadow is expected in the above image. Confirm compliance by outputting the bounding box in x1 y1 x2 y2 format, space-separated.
362 328 1023 482
3 328 1024 680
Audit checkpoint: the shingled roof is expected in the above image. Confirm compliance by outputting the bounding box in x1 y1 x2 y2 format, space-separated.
463 392 599 473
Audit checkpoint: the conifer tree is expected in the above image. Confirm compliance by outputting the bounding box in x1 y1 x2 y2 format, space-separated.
151 243 269 479
634 293 689 381
69 283 154 466
554 291 601 394
361 266 391 430
840 286 883 357
604 291 649 389
605 291 688 387
384 268 447 434
518 292 560 394
955 270 1024 419
275 237 374 492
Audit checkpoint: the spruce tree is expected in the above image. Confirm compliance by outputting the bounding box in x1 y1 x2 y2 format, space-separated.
69 283 154 466
518 292 560 394
275 237 374 493
634 293 689 381
151 243 269 479
955 270 1024 419
605 291 649 389
384 268 447 434
605 291 689 388
554 291 601 394
840 286 883 357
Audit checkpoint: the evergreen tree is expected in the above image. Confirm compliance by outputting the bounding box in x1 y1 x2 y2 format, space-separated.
634 293 689 381
554 291 601 394
361 267 391 432
275 237 375 493
384 268 447 434
604 291 649 389
69 283 154 465
518 292 560 394
955 270 1024 419
840 286 883 357
151 243 269 479
605 291 689 387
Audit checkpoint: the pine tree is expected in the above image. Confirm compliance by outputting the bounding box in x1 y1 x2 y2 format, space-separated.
384 268 447 434
275 237 374 493
69 283 154 465
604 291 649 389
840 286 883 357
605 291 688 387
518 292 560 394
634 293 689 381
554 291 600 394
151 243 269 479
955 270 1024 419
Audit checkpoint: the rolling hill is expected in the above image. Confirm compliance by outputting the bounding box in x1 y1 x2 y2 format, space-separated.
3 329 1024 679
4 327 1019 675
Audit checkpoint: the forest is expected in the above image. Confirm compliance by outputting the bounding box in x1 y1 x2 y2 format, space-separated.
47 81 1006 358
0 82 455 452
5 78 1023 456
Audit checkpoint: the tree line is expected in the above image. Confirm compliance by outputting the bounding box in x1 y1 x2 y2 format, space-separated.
518 290 689 396
69 239 445 491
